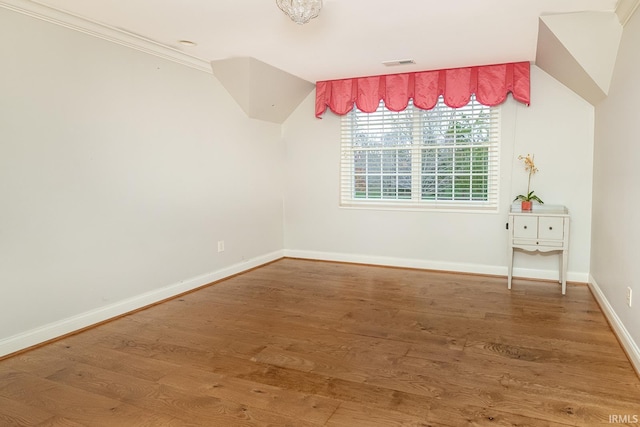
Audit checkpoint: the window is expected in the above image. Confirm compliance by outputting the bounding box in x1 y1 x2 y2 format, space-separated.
340 96 500 210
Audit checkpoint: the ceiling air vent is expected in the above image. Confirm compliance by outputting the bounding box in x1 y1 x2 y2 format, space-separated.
382 59 416 67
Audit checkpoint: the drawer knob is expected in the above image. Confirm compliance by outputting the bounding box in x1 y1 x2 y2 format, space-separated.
524 226 527 229
549 227 553 230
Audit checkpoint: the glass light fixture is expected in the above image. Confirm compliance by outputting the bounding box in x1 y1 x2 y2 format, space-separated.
276 0 322 25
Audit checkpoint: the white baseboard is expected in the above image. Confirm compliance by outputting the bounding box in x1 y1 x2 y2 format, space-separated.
0 250 284 358
513 266 588 283
588 275 640 376
283 249 589 283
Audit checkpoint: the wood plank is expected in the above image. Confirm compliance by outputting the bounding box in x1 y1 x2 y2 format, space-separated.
158 366 340 425
0 394 54 426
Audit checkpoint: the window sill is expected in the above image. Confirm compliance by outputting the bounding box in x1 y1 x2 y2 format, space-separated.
339 200 499 213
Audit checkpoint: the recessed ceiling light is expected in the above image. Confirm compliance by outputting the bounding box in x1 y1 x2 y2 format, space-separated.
382 59 416 67
178 40 197 47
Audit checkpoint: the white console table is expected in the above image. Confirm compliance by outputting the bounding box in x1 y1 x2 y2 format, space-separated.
507 204 570 294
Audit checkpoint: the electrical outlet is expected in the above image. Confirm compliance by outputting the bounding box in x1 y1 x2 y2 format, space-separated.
627 287 633 307
217 240 225 253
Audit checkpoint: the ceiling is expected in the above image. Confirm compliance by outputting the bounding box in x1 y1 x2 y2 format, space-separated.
12 0 620 83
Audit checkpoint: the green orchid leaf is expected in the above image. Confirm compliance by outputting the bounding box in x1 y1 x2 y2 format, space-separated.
514 191 544 203
530 195 544 204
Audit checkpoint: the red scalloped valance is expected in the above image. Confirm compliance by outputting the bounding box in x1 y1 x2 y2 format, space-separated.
315 61 530 118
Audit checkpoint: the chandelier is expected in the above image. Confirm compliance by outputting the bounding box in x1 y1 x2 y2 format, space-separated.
276 0 322 25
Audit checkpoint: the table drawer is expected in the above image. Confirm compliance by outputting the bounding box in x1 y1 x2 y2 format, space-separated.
538 216 564 240
513 216 538 239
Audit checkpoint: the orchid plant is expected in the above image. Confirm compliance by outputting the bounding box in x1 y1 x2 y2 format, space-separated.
514 154 544 204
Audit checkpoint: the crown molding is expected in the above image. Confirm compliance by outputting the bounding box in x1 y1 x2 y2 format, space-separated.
616 0 640 26
0 0 212 74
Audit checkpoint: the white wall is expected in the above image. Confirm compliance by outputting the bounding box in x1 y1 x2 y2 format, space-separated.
283 65 594 282
0 8 284 356
591 9 640 369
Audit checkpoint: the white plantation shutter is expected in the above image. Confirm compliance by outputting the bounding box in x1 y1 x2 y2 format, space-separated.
340 96 500 211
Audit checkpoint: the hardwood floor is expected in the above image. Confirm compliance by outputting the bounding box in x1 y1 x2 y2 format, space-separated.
1 258 639 426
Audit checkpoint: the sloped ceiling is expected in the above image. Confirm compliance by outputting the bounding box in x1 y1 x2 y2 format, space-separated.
535 0 639 106
211 57 315 124
536 12 623 105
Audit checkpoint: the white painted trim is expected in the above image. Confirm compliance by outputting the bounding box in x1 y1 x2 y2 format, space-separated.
0 250 284 358
588 275 640 376
511 266 587 284
0 0 211 74
285 249 499 275
616 0 640 26
283 249 589 283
